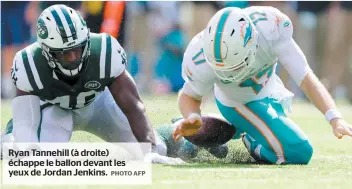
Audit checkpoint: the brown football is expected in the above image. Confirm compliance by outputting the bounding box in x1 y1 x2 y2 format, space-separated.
183 114 236 147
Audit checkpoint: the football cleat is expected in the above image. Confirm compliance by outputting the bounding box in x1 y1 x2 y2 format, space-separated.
241 134 270 164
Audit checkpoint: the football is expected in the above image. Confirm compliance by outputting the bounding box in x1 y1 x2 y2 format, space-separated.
182 114 236 147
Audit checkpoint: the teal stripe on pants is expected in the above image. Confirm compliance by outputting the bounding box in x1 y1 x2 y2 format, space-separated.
216 98 313 164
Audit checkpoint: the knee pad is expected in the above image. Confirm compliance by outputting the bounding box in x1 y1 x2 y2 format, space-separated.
286 140 313 165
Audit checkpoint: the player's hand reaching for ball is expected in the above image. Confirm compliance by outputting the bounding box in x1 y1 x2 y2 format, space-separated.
331 119 352 139
172 113 202 141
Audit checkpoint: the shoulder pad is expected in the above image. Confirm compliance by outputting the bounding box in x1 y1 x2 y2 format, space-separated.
94 33 126 79
245 6 293 42
182 33 215 84
110 34 127 78
11 46 44 93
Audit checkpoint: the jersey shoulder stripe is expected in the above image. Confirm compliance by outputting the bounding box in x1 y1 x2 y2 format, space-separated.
21 49 39 91
12 51 33 92
87 33 103 80
97 33 107 79
105 34 112 78
90 32 125 80
88 32 125 81
20 46 44 92
12 43 50 93
26 47 44 90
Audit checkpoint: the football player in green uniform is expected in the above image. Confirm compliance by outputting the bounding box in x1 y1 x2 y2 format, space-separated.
1 4 173 161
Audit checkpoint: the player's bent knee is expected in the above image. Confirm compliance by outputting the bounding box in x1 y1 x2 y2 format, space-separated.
299 141 313 164
286 140 313 165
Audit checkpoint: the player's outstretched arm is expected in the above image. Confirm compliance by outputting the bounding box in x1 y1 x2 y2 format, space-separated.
300 72 352 139
11 89 41 142
272 10 352 139
108 70 155 146
178 91 202 119
172 91 203 141
173 32 215 141
276 38 352 139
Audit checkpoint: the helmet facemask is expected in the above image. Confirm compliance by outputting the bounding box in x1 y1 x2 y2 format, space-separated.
41 33 90 77
205 43 258 83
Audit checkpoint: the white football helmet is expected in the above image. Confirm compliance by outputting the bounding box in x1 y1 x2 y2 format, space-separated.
203 7 259 82
36 4 90 77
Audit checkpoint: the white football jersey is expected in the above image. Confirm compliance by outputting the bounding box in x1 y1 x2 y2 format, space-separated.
182 6 311 108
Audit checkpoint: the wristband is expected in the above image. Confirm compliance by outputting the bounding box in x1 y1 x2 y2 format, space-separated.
188 113 201 120
325 109 343 123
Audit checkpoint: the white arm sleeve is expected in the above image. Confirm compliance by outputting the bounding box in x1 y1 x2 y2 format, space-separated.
181 82 203 100
12 95 41 142
272 10 313 86
275 38 312 86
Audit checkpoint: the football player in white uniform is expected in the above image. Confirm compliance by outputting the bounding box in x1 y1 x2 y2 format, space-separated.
1 4 184 165
173 7 352 164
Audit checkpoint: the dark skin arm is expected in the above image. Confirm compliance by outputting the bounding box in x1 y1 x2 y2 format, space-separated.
108 70 156 146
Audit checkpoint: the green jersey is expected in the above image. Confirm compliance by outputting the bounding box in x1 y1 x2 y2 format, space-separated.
10 33 127 109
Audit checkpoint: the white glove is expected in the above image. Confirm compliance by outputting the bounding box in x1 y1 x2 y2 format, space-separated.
144 153 186 165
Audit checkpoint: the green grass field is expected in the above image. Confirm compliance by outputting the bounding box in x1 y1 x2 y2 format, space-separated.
1 95 352 189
